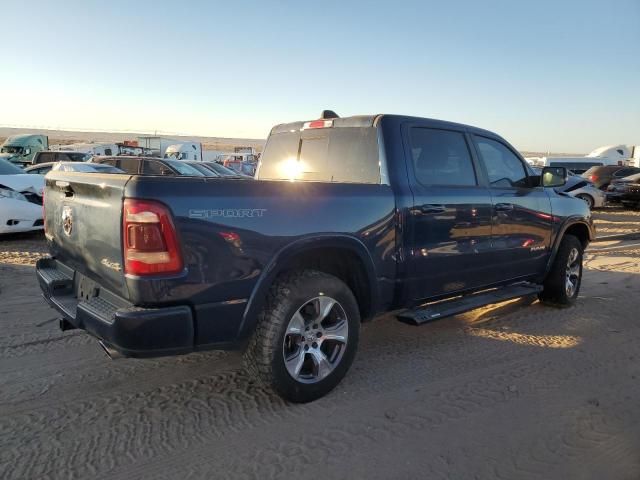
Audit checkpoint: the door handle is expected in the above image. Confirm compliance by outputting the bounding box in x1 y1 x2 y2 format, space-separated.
494 203 514 212
419 204 446 214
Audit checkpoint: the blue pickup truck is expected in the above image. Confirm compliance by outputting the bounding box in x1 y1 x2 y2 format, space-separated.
37 112 594 402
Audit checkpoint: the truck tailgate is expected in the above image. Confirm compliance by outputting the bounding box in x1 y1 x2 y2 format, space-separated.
44 172 132 298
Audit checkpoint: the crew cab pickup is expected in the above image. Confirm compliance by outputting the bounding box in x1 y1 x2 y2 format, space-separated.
37 113 594 402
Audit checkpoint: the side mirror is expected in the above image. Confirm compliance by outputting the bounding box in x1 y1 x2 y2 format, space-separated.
541 166 567 187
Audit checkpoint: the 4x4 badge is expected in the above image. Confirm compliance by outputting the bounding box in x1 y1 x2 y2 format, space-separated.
62 206 73 236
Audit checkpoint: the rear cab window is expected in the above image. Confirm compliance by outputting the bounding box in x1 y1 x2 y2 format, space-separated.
257 124 380 183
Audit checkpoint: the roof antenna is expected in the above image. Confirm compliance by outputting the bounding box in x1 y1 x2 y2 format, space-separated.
321 110 339 119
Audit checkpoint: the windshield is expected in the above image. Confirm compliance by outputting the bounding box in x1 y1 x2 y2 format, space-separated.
1 146 24 155
164 160 205 176
187 162 220 177
0 158 25 174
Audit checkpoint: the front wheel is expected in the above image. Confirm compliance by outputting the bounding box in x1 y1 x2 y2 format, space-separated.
244 270 360 403
539 234 583 306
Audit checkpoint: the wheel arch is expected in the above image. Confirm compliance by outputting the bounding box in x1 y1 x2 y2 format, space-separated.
575 193 594 208
237 235 379 342
545 217 593 275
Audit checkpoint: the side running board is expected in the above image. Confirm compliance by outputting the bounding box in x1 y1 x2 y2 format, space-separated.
397 283 543 326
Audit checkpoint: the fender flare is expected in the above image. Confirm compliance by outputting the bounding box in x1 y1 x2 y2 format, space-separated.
545 216 594 275
236 234 379 342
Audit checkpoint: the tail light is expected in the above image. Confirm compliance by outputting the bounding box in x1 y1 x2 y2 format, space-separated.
123 199 183 276
589 175 597 182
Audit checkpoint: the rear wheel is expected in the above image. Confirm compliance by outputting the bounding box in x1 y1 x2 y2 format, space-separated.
244 269 360 403
539 234 583 306
576 193 594 209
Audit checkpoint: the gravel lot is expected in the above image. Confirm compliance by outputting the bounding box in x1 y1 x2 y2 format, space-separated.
1 208 639 479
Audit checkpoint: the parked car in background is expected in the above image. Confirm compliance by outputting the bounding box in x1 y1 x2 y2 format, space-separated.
91 156 206 176
581 165 640 190
200 161 248 177
0 158 44 234
560 175 605 209
183 161 222 177
532 168 604 209
606 172 640 208
543 160 605 175
52 162 124 174
32 151 92 165
219 153 258 176
26 162 124 175
37 112 594 403
25 163 58 175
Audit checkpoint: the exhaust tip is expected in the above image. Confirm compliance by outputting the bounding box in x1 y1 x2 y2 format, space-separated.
98 340 123 360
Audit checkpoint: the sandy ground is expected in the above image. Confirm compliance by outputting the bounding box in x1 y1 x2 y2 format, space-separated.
1 210 639 479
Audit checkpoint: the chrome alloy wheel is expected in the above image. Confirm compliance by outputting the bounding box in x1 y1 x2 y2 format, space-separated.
565 247 581 297
282 296 349 384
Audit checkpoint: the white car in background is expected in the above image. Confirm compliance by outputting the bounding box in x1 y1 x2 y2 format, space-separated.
534 167 605 209
0 158 45 235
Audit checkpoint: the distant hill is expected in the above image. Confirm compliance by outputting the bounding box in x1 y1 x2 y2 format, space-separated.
0 127 266 153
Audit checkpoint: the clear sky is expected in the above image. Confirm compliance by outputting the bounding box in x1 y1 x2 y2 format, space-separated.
1 0 638 152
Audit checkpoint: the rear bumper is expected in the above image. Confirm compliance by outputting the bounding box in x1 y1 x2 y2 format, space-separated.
36 257 195 357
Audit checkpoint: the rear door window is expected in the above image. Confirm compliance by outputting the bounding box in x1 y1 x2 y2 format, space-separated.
408 128 476 186
474 136 529 188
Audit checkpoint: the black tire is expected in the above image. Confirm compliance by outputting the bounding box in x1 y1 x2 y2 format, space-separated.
576 194 594 209
244 269 360 403
538 234 583 306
